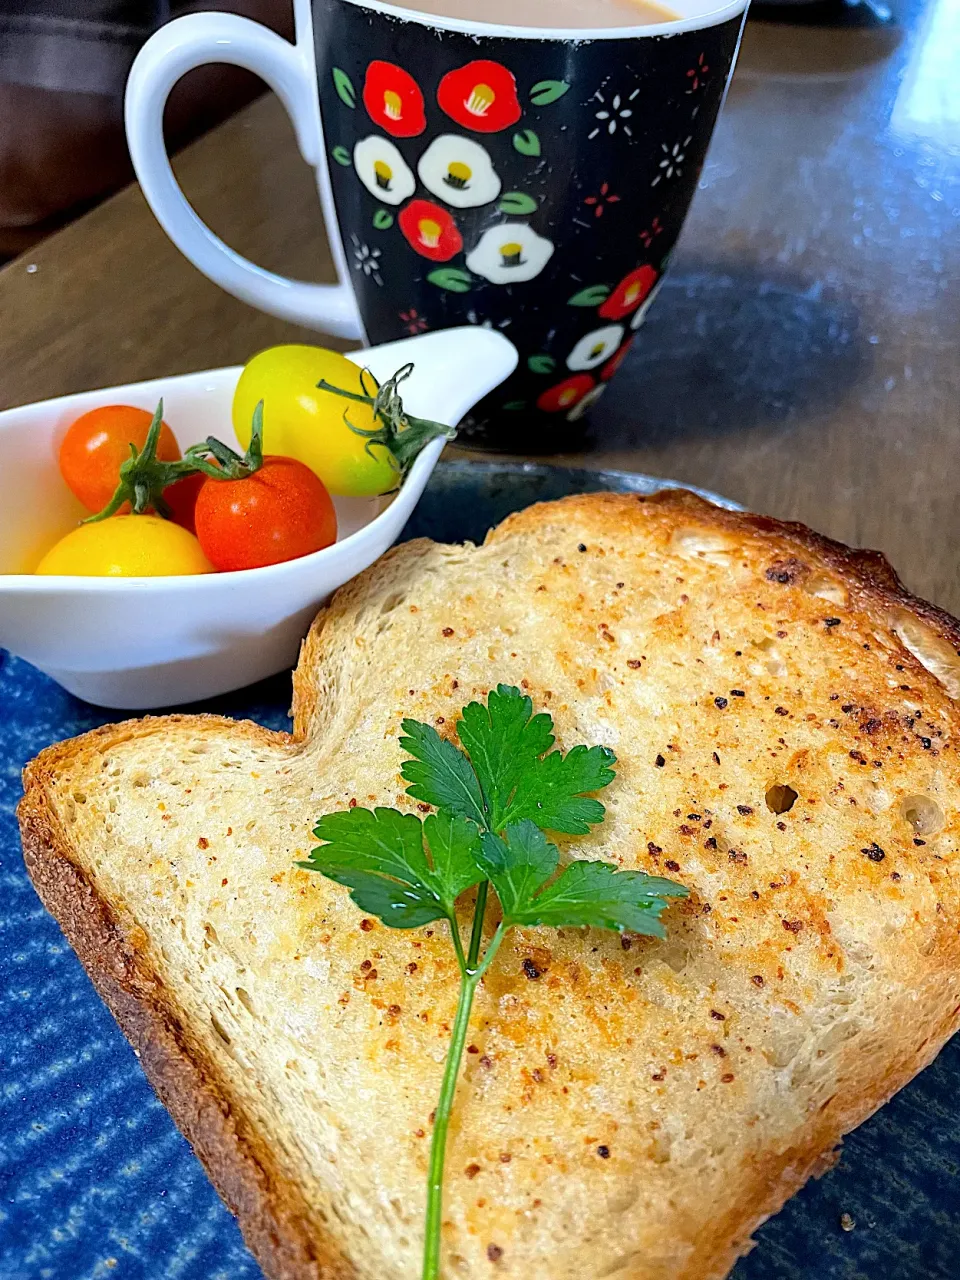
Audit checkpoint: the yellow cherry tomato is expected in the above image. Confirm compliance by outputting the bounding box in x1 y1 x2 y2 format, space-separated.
36 515 213 577
232 345 397 497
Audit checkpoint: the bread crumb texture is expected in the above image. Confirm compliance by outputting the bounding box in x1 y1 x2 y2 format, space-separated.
20 492 960 1280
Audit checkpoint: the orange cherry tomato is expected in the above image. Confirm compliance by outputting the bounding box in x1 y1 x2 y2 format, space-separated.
193 456 337 571
59 405 181 513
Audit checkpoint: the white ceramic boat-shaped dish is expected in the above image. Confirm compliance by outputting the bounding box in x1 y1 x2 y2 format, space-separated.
0 328 517 709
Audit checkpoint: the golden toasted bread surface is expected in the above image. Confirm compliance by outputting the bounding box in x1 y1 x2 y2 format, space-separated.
19 492 960 1280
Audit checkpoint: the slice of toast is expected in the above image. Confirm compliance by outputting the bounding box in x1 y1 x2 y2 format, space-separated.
19 491 960 1280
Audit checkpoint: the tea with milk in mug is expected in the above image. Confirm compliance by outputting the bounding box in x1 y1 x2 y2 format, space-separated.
380 0 679 28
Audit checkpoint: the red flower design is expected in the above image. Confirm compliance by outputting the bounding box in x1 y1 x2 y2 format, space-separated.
537 374 595 414
363 61 426 137
600 339 634 382
399 308 428 335
583 182 621 219
686 53 710 94
437 60 521 134
638 217 663 249
398 199 463 262
599 265 659 321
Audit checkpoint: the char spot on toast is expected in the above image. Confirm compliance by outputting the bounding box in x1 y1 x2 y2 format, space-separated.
765 558 809 586
861 843 886 862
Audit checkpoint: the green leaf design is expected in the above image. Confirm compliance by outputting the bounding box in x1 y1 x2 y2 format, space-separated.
332 67 356 109
400 719 486 827
568 284 611 307
498 191 538 215
373 209 394 230
527 354 556 375
500 742 617 835
512 129 541 158
529 80 570 107
426 267 473 294
502 400 527 411
331 145 352 167
476 821 558 918
458 685 555 832
507 860 689 937
303 807 445 928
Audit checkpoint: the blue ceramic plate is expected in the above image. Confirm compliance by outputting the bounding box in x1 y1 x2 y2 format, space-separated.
1 463 957 1280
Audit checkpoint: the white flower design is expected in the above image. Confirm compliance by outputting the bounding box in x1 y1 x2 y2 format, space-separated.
588 88 638 140
651 136 693 186
465 223 554 285
567 383 607 422
351 235 383 286
566 324 625 372
417 135 501 209
353 136 416 206
630 277 665 329
466 310 513 331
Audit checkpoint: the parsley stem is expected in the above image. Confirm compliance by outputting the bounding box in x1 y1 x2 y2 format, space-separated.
422 921 506 1280
449 914 468 976
466 881 489 970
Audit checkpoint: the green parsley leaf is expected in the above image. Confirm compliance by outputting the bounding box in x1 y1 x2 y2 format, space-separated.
476 820 557 917
457 685 555 829
399 719 486 827
302 807 439 929
500 742 617 834
302 806 484 929
422 810 485 911
507 859 689 938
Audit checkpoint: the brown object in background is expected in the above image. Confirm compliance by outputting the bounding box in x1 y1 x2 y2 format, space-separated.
0 1 293 259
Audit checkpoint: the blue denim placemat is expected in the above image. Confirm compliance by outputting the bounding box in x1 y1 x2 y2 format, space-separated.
2 464 958 1279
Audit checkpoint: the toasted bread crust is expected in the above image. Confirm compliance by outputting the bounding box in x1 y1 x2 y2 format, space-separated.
19 490 960 1280
20 718 355 1280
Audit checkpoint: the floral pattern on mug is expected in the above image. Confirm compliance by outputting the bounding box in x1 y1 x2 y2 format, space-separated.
599 265 659 320
417 135 502 209
318 0 746 444
437 60 522 133
630 277 665 329
363 61 426 137
536 373 595 413
566 382 607 421
566 323 625 371
353 136 416 205
600 338 634 381
466 223 554 284
398 199 463 261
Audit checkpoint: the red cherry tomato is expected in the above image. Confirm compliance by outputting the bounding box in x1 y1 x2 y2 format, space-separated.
193 456 337 571
59 405 181 513
164 471 206 534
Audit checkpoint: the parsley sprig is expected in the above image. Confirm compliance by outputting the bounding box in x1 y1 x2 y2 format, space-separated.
299 686 687 1280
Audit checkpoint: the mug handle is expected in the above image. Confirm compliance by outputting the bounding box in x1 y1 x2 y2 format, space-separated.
124 10 363 339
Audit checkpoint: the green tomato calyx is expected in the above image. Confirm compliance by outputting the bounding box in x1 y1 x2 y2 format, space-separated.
85 400 197 523
317 363 456 481
86 401 271 525
182 401 266 482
